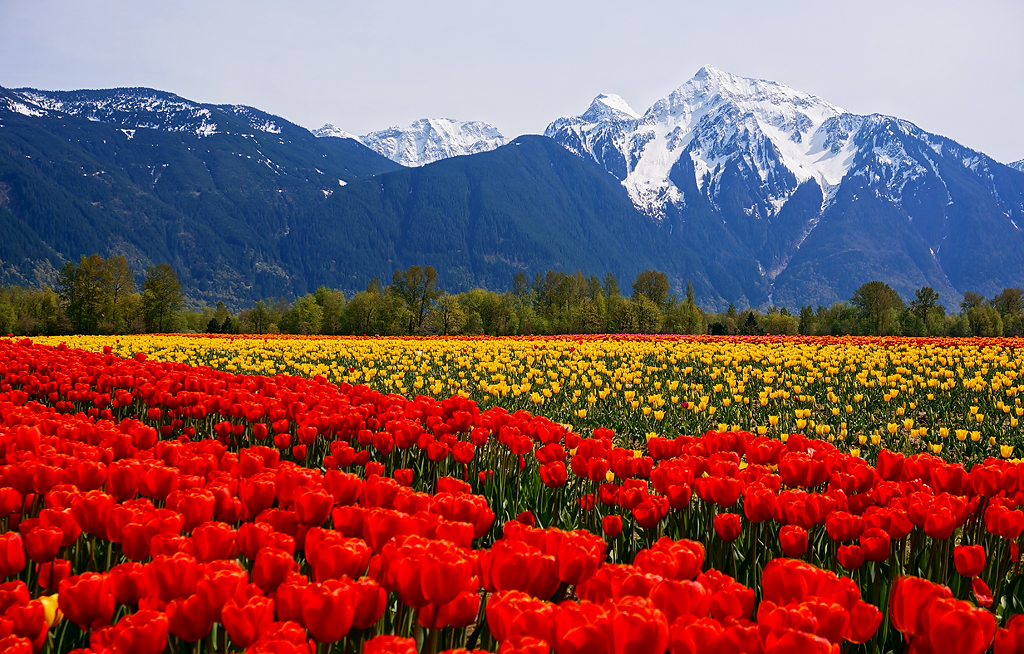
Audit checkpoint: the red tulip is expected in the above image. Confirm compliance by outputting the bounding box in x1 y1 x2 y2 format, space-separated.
177 489 216 533
860 527 891 562
58 573 116 630
667 616 723 654
924 506 957 540
146 553 199 603
108 562 147 606
192 522 238 562
7 599 47 651
293 486 333 527
237 521 273 560
971 577 993 608
995 613 1024 654
70 491 113 538
309 536 371 582
222 594 275 649
38 508 81 547
650 579 710 625
24 526 63 563
889 576 953 636
553 600 609 654
608 596 669 654
603 516 623 538
0 533 26 577
253 546 296 594
487 590 557 644
825 511 863 542
418 590 481 630
112 609 169 654
742 484 776 523
540 461 569 488
837 544 865 570
35 558 71 591
500 636 552 654
555 531 606 586
351 576 388 630
713 513 741 543
0 636 32 654
362 635 418 654
323 470 364 506
167 593 213 642
779 525 808 558
913 596 997 654
195 565 248 620
845 600 883 644
302 579 357 643
954 545 986 578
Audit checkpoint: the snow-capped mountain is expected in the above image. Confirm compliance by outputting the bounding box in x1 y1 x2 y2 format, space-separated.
1011 159 1024 173
546 66 860 218
545 66 1024 307
4 87 294 137
315 118 506 167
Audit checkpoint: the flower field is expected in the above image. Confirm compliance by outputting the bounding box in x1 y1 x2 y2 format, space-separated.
0 335 1022 653
39 334 1024 466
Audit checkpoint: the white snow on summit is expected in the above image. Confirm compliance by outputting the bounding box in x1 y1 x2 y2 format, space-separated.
546 65 855 218
314 118 505 167
313 123 360 140
586 94 642 121
1010 159 1024 173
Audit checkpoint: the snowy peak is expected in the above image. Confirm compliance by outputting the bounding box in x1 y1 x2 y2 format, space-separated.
583 94 641 122
316 118 506 167
312 123 360 140
544 67 922 219
1011 159 1024 173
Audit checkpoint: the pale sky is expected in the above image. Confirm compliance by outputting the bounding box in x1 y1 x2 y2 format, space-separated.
1 0 1022 163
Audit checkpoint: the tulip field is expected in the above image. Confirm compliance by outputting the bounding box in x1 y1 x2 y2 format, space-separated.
0 335 1022 654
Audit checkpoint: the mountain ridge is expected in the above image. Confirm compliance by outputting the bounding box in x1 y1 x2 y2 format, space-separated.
2 75 1024 312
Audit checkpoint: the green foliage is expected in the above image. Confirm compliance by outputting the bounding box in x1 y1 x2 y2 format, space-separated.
142 263 184 332
850 281 905 335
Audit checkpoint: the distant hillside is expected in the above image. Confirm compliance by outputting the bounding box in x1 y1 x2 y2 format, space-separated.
0 86 402 305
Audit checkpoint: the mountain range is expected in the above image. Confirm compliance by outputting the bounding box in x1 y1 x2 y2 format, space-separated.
314 118 506 167
1 68 1022 311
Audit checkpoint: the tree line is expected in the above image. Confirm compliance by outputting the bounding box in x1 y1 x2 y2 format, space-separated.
2 257 1022 338
0 255 184 335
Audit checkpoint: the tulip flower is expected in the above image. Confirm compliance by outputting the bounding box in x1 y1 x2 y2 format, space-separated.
954 544 986 578
859 527 891 562
302 579 357 643
58 573 116 630
779 525 808 557
0 533 27 577
602 515 623 538
713 513 741 543
221 594 275 649
167 593 213 642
